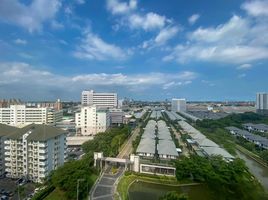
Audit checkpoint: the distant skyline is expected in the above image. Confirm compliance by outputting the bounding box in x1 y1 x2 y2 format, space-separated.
0 0 268 101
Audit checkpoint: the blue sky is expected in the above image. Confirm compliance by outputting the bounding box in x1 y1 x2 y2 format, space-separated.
0 0 268 101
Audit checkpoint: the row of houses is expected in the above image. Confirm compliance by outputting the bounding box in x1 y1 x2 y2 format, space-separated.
150 110 162 120
178 121 234 161
226 126 268 149
165 111 185 121
243 123 268 133
136 120 179 159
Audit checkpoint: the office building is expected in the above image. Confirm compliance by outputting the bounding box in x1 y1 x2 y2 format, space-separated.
256 93 268 115
4 124 67 182
75 106 110 136
171 98 186 112
109 108 124 125
0 105 63 127
81 90 118 108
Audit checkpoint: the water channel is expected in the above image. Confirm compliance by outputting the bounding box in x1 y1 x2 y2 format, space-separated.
236 150 268 191
128 181 212 200
128 150 268 200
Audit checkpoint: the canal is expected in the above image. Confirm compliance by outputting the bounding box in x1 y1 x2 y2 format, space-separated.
236 150 268 191
128 181 213 200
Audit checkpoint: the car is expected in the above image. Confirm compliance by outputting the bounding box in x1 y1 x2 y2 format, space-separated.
0 195 8 200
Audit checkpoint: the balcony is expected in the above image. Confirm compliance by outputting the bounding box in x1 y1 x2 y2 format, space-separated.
4 157 11 161
38 143 47 148
38 149 47 154
39 155 47 160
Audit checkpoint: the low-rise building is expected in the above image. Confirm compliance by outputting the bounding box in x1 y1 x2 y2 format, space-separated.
243 123 268 133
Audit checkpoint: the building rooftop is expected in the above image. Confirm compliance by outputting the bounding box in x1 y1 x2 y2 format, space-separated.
7 124 66 141
157 140 178 156
0 123 19 137
201 146 234 159
136 137 155 154
243 123 268 131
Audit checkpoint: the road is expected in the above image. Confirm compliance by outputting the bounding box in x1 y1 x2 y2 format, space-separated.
90 166 124 200
117 126 140 159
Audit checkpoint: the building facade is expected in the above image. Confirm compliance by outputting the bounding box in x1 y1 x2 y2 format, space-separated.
75 106 110 136
4 124 66 183
0 105 63 127
81 90 118 108
171 98 186 112
256 93 268 115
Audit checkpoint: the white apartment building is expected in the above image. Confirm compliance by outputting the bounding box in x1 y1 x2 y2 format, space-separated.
256 93 268 114
171 98 186 112
0 105 63 127
75 106 110 136
81 90 118 108
0 124 18 176
4 124 66 183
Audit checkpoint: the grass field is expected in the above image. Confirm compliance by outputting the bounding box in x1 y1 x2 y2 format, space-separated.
44 188 67 200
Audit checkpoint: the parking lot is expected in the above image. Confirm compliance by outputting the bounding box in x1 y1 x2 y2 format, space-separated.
0 178 35 200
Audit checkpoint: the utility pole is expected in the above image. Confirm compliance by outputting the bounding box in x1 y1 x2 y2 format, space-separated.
77 179 85 200
17 185 20 200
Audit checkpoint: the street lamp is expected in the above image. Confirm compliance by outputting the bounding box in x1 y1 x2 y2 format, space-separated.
77 178 85 200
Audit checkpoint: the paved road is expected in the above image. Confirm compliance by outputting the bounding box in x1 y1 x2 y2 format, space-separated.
90 166 124 200
117 126 140 159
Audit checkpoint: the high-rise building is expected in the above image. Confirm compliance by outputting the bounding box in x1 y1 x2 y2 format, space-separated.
256 93 268 115
75 106 110 136
0 105 63 127
4 124 67 182
81 90 118 108
171 98 186 112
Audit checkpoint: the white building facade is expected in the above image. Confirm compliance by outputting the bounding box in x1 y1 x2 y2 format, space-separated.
0 105 63 127
75 106 110 136
171 98 186 112
81 90 118 108
4 124 66 183
256 93 268 114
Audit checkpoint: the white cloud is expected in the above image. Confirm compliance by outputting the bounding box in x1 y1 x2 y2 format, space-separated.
51 20 64 30
155 26 179 45
129 12 167 31
237 63 252 70
14 39 27 45
74 30 127 61
162 80 192 90
165 45 268 64
188 14 200 25
0 0 61 32
76 0 85 4
107 0 137 15
0 62 197 99
140 26 179 50
189 15 248 44
164 12 268 64
241 0 268 17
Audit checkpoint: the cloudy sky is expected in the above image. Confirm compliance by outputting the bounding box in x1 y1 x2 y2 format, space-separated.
0 0 268 101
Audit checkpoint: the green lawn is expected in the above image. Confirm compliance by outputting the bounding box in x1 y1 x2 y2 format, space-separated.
44 188 68 200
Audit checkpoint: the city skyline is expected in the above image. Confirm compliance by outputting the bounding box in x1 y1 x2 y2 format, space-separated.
0 0 268 101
